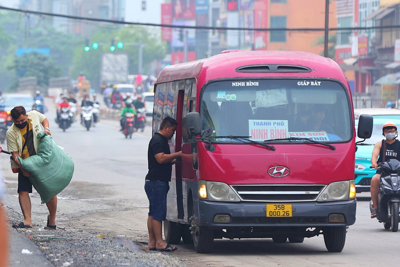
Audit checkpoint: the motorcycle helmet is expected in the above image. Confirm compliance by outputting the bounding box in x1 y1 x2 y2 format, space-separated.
382 121 397 135
0 103 5 111
126 99 133 105
36 90 41 95
126 92 131 97
137 95 142 99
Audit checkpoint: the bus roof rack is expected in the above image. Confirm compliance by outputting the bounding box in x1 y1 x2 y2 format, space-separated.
236 64 311 73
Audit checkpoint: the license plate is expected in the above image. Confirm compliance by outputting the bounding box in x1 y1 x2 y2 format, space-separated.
266 204 292 217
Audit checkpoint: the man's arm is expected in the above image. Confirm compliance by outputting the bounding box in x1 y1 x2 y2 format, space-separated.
41 118 51 135
371 141 382 168
154 151 182 164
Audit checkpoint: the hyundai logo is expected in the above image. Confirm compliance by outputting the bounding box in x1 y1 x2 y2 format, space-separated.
268 166 290 178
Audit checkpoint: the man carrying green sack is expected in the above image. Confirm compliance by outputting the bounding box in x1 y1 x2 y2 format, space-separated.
7 106 57 229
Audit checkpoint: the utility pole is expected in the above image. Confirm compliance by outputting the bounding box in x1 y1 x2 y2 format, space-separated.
324 0 330 58
184 30 188 62
138 44 143 74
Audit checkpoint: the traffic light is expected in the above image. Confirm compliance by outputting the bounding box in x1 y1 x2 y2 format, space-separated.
84 39 90 52
117 42 124 49
178 29 184 42
92 42 99 49
110 39 116 52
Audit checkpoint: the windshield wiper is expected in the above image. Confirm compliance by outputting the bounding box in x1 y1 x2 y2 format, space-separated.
356 143 373 145
206 136 275 151
264 137 335 150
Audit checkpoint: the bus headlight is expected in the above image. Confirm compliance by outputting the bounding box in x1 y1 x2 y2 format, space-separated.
317 181 353 202
198 181 240 202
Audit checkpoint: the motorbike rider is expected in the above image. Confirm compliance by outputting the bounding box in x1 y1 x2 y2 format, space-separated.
67 92 77 104
111 87 123 109
120 99 136 131
103 84 113 107
370 121 400 218
134 95 146 125
34 91 43 102
57 96 70 122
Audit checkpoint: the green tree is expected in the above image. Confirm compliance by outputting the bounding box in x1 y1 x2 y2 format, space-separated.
313 34 337 59
71 25 167 89
8 52 61 89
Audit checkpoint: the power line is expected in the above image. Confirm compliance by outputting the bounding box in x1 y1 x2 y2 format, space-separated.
2 5 400 32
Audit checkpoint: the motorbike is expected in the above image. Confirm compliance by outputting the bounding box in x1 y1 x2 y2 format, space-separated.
69 102 77 123
81 106 93 131
34 99 45 113
123 113 135 139
0 116 7 144
113 102 123 110
135 108 146 132
370 159 400 232
92 103 100 125
59 107 71 132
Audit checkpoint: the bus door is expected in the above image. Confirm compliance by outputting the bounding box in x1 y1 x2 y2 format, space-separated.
175 87 184 220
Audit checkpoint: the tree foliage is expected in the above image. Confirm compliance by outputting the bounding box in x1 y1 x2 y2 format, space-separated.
71 25 167 89
8 52 61 88
313 34 337 59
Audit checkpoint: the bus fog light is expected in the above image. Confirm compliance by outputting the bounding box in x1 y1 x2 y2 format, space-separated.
329 214 345 223
213 214 231 223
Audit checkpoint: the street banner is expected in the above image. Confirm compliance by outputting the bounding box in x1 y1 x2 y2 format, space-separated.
161 4 172 41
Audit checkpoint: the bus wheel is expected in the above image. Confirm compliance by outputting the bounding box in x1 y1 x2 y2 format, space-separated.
164 220 181 244
323 226 346 252
181 224 192 244
190 212 213 253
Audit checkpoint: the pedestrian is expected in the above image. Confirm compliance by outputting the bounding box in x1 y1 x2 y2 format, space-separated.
6 106 57 229
145 117 181 252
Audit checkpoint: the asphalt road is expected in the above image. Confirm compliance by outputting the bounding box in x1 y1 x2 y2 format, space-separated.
2 99 400 267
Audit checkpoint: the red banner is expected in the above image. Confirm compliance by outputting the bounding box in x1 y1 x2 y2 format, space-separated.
161 4 172 41
358 36 368 56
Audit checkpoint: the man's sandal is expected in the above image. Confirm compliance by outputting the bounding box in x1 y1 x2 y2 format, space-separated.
371 208 378 218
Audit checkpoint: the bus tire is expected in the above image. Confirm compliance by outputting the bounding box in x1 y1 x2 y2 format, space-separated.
164 220 181 244
323 226 346 252
190 210 213 253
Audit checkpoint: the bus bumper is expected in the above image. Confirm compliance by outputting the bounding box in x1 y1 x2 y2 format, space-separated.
197 199 356 228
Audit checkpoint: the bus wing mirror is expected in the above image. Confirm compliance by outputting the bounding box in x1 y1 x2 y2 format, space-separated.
357 114 373 139
186 112 201 136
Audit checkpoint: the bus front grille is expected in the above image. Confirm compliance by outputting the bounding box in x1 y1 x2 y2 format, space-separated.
231 185 325 202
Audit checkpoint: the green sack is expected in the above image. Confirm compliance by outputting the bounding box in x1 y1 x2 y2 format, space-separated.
17 132 74 204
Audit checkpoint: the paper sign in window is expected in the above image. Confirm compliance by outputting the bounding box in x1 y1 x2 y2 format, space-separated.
249 120 289 141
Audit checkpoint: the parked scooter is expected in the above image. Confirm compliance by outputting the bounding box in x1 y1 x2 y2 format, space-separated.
59 107 71 132
135 108 146 132
81 106 93 131
92 103 100 126
370 159 400 232
123 113 134 139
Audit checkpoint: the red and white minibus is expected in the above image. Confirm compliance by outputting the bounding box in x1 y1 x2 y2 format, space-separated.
153 50 372 253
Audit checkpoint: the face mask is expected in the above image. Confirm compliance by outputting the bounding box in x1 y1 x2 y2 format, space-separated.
15 121 27 129
385 132 396 140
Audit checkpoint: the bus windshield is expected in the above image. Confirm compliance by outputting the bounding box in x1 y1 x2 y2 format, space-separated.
200 79 352 143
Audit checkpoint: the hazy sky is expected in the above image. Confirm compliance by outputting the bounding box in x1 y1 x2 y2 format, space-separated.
0 0 19 8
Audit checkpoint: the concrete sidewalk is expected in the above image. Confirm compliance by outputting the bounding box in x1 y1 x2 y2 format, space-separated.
9 226 52 267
